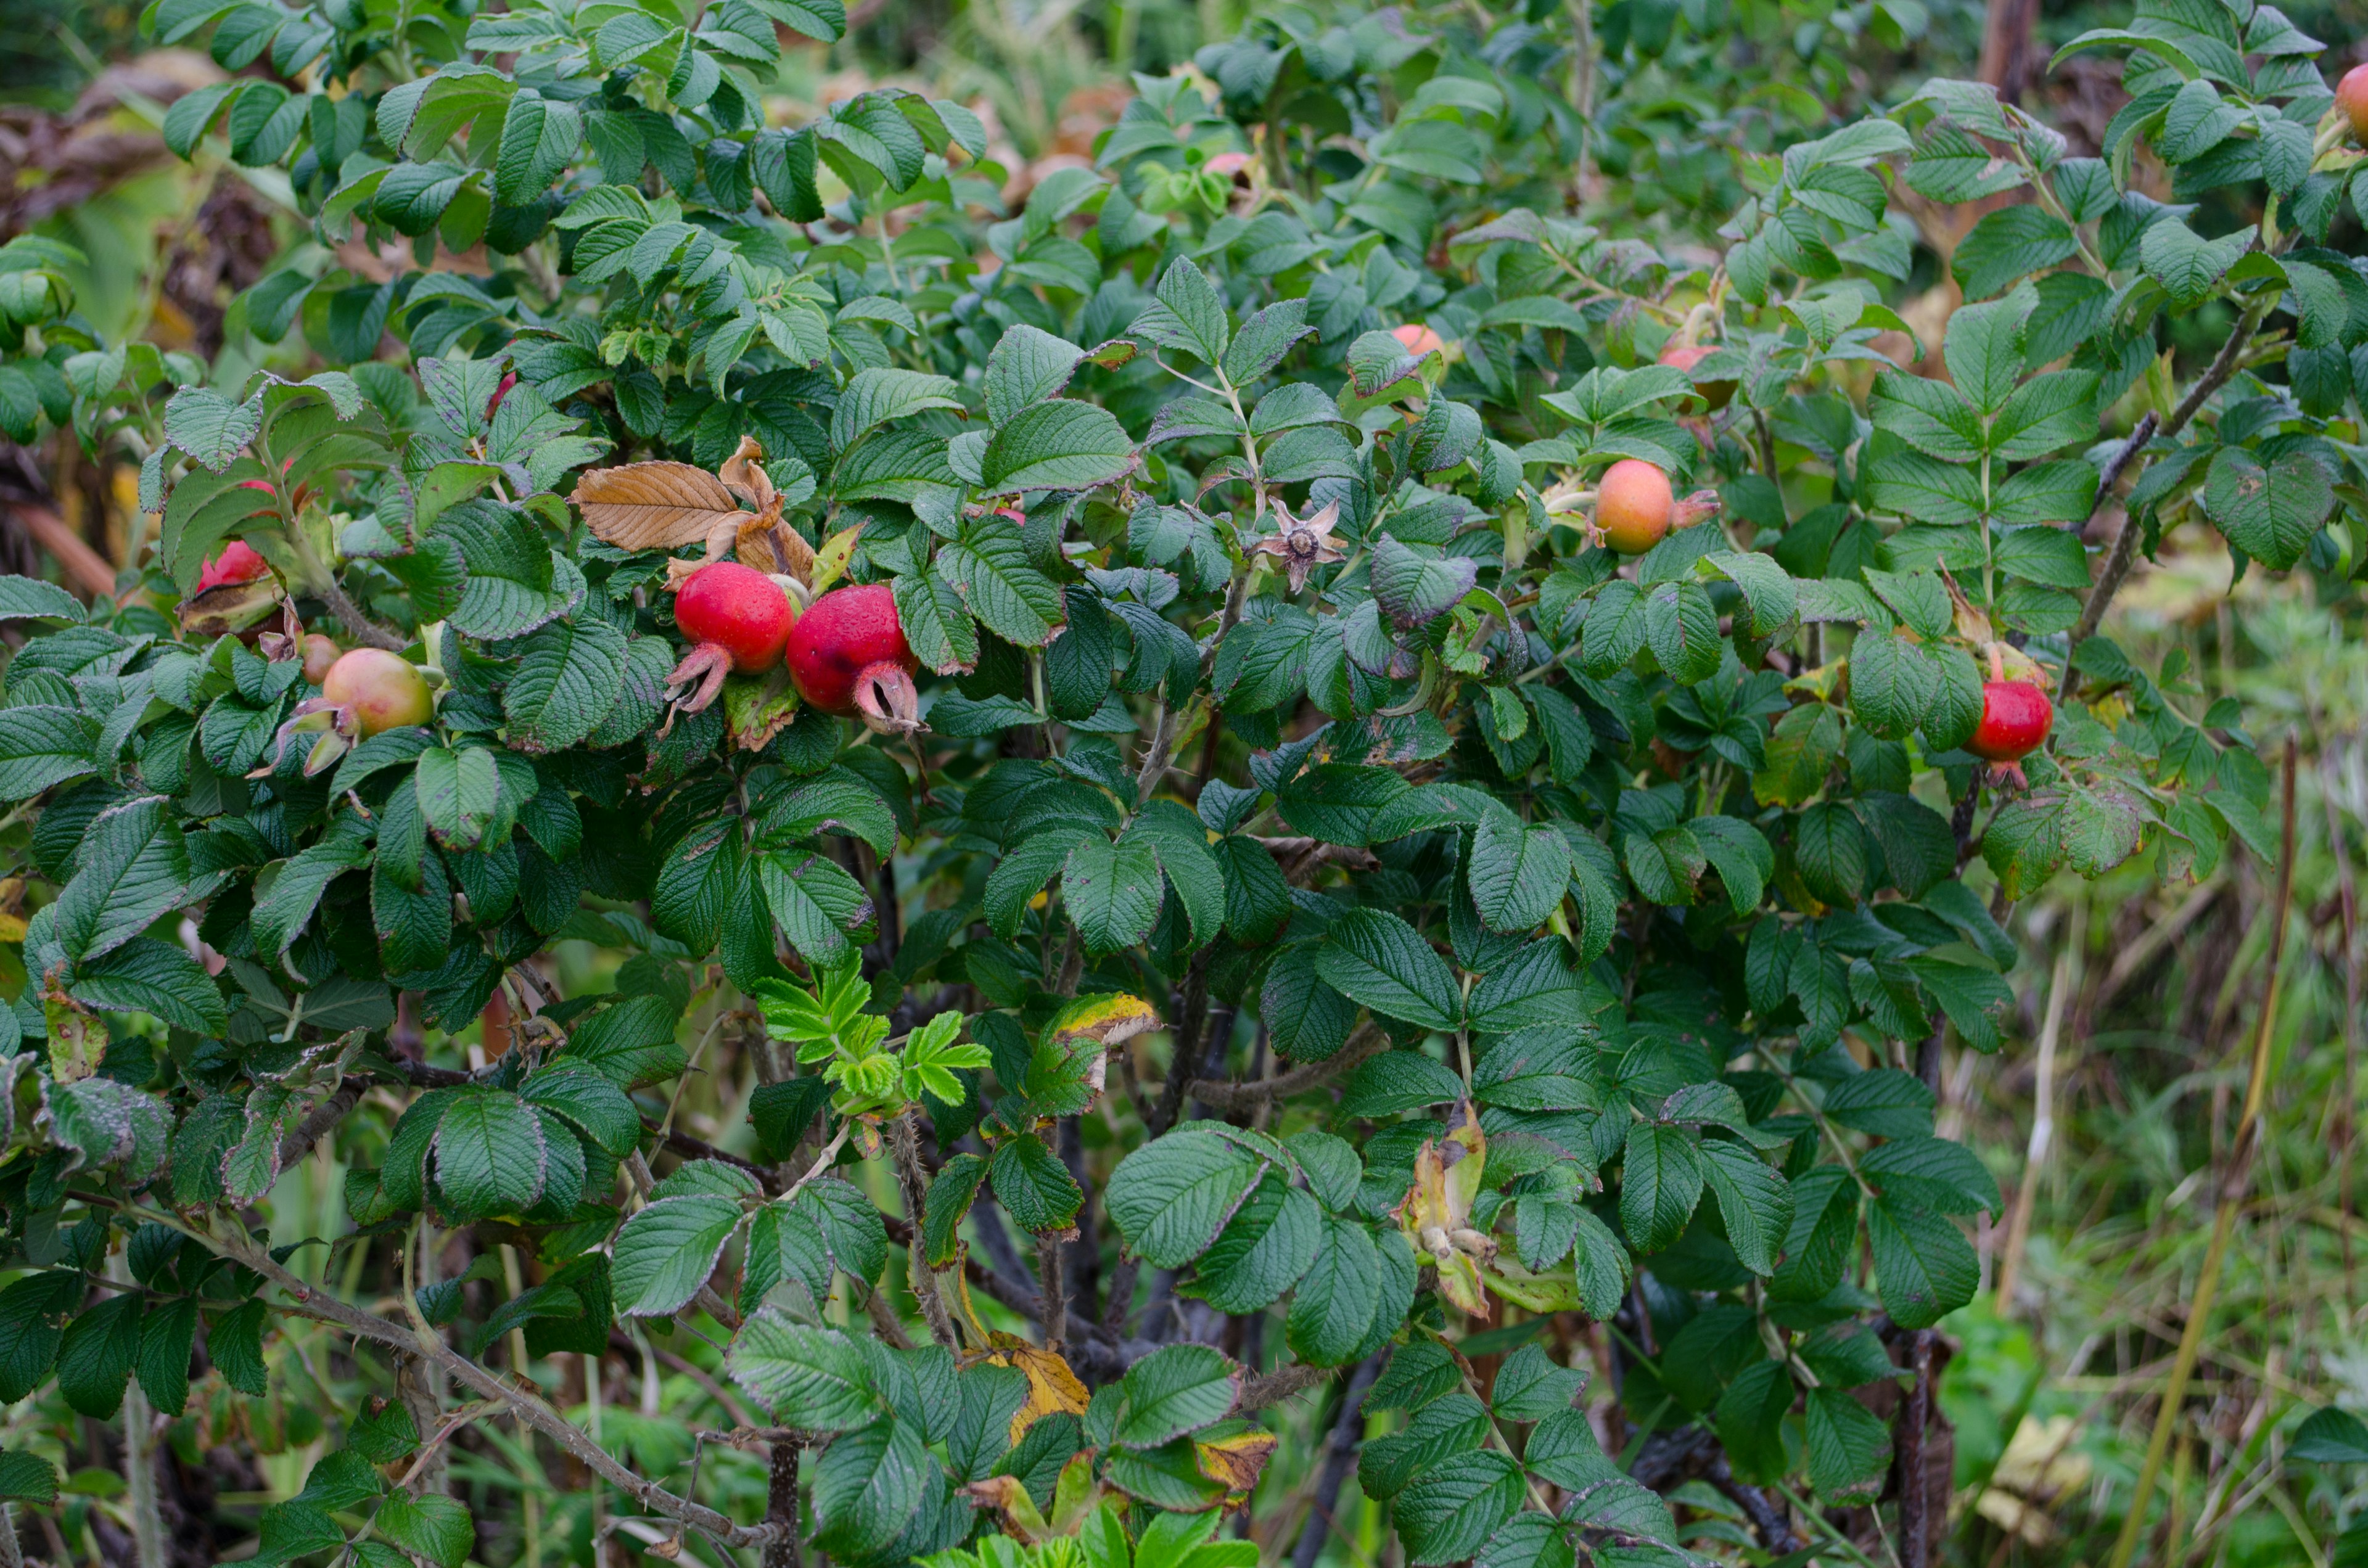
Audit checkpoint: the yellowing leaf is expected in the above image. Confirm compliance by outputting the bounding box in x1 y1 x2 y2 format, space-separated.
809 521 866 595
1043 992 1162 1051
721 668 800 753
980 1339 1090 1442
1194 1426 1278 1498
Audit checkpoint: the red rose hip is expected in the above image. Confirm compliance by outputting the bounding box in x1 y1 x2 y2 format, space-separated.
786 583 922 734
197 540 271 592
1967 679 2054 763
665 560 797 713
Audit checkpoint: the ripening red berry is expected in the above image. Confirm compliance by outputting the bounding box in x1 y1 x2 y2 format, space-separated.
196 541 271 592
664 561 797 713
486 369 517 422
786 582 922 734
1657 341 1735 411
1966 679 2054 763
321 648 434 736
1597 459 1675 554
2339 62 2368 142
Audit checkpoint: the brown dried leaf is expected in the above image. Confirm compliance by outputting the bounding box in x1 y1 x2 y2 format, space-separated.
570 461 744 550
716 434 776 511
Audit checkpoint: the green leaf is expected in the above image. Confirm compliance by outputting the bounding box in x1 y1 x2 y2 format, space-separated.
496 94 582 205
1136 258 1230 367
0 705 99 801
1275 763 1410 847
1393 1450 1524 1566
1465 940 1587 1033
1369 538 1478 631
613 1194 745 1316
758 848 874 967
1867 1192 1977 1328
1125 802 1225 946
1697 1140 1792 1276
560 993 689 1087
519 1065 643 1158
1951 207 2077 301
829 366 961 451
52 795 189 966
727 1313 881 1429
2140 220 2250 309
1715 1361 1795 1484
940 525 1067 646
56 1292 141 1418
1619 1123 1702 1254
0 1273 76 1402
503 616 628 752
1360 1392 1489 1498
812 1418 928 1562
2204 446 2333 569
377 1492 474 1568
1184 1180 1322 1311
1314 909 1460 1030
0 1450 57 1504
921 1153 989 1268
413 745 501 851
0 575 85 623
1114 1344 1240 1450
1941 285 2033 414
1286 1216 1381 1366
1848 630 1936 741
163 386 260 471
1061 834 1164 955
1467 811 1574 933
892 567 978 675
136 1292 199 1415
2293 1407 2368 1464
1643 580 1721 684
980 400 1136 493
989 1132 1083 1234
430 1091 549 1219
1105 1127 1267 1268
1805 1386 1892 1506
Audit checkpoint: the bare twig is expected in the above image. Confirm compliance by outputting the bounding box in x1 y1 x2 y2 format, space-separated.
1185 1023 1386 1110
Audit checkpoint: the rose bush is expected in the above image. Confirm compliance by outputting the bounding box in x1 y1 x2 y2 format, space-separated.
0 0 2358 1562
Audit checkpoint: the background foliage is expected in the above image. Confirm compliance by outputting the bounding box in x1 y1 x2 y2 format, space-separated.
0 0 2364 1564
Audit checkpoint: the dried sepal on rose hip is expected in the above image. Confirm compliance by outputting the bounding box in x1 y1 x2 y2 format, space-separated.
664 560 799 715
786 583 923 736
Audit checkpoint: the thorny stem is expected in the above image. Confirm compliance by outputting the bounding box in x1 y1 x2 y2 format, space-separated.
888 1109 960 1350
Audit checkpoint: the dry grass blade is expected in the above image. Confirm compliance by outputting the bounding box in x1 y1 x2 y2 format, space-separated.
570 461 746 550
